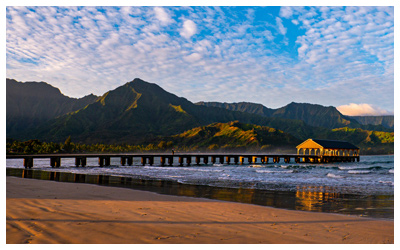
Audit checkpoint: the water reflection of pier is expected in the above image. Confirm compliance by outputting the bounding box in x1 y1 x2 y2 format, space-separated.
295 186 342 212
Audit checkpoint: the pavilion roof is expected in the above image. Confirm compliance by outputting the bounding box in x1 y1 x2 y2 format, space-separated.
297 139 359 150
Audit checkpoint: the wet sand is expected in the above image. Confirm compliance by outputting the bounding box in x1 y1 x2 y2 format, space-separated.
6 176 394 244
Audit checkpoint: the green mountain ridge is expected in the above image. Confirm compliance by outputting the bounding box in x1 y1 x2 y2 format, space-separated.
166 121 303 152
196 101 392 131
7 122 393 155
6 78 394 154
7 78 99 137
146 122 393 154
351 116 394 129
27 79 200 143
316 127 394 155
23 79 326 144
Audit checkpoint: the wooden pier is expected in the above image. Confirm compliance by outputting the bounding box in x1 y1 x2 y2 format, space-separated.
6 153 360 169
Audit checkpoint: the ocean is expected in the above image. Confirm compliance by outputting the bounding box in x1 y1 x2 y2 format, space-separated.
6 155 394 219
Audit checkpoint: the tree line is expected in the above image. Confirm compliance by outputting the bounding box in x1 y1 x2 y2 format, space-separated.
6 137 291 154
6 137 178 154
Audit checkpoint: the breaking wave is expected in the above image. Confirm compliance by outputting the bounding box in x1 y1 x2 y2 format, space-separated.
255 169 295 174
348 170 371 174
338 166 383 170
327 173 344 178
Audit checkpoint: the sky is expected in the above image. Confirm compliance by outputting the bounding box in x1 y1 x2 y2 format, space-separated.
5 3 395 116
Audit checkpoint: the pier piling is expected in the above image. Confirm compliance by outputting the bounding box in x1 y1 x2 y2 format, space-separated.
167 156 173 166
160 156 165 166
99 157 104 167
104 157 110 166
186 156 191 166
141 157 146 166
121 157 126 166
211 156 216 164
23 157 33 169
178 157 183 166
50 157 56 168
75 157 81 167
75 157 86 167
81 157 86 167
127 157 133 166
9 153 361 169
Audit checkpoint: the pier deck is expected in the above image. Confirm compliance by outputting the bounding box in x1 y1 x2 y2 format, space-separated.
6 153 360 168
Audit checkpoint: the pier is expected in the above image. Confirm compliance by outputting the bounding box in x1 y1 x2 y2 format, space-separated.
6 153 360 169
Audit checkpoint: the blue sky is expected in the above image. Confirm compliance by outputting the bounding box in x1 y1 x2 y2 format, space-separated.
6 4 395 115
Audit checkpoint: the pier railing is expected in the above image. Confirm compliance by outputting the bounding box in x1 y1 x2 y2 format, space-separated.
6 153 360 169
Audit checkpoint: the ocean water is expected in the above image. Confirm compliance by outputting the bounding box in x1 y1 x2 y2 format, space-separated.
6 155 394 195
6 155 394 219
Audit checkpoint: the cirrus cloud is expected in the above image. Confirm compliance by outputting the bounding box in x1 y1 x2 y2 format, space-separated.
5 6 394 113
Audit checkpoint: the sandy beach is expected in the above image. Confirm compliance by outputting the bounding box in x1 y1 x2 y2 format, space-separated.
6 176 393 244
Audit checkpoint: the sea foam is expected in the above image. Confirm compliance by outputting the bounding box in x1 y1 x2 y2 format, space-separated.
348 170 371 174
256 170 294 174
327 173 344 178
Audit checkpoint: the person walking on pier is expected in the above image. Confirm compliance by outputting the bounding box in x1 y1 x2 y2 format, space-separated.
172 149 175 155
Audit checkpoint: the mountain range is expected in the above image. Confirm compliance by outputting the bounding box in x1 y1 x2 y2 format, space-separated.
351 116 394 129
196 101 394 130
7 79 98 137
6 78 394 154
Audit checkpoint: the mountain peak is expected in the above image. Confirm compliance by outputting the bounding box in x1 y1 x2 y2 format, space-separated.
127 78 153 85
285 102 336 110
124 78 165 92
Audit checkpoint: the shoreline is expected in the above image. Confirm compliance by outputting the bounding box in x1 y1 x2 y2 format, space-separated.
6 167 394 220
6 176 394 244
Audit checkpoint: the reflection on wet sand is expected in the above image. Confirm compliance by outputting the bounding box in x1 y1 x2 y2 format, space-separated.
296 186 342 211
7 168 393 219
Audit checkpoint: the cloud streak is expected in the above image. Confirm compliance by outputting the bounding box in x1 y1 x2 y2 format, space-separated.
337 103 392 116
6 6 394 113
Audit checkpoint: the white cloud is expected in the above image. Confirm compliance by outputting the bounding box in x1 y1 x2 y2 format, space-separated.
297 43 308 57
153 7 173 25
180 20 197 39
279 7 293 19
337 103 392 116
289 6 393 100
184 53 202 63
5 7 394 112
275 17 287 35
